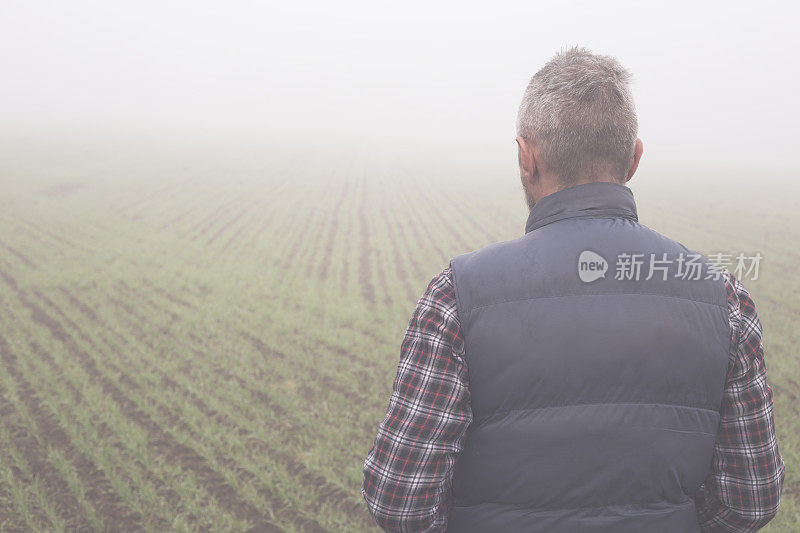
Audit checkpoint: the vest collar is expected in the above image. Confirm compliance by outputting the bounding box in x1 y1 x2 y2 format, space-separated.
524 181 638 234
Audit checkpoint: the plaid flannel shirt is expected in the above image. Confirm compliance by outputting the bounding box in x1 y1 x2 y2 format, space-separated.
362 266 785 532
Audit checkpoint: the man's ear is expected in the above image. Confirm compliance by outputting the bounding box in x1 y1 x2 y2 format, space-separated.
624 138 644 182
516 136 538 186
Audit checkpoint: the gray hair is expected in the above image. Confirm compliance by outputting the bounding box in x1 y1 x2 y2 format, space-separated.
516 46 638 185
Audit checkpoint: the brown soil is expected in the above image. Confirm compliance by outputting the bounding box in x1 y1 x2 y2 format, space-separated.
6 268 377 531
163 351 371 531
39 182 85 198
378 185 416 303
62 288 323 531
318 182 349 282
2 245 36 269
357 177 376 304
159 205 199 231
416 187 472 253
0 334 141 532
0 270 19 292
17 290 280 532
206 204 252 247
188 192 252 242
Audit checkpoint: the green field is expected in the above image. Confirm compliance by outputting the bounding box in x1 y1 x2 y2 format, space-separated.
0 146 797 532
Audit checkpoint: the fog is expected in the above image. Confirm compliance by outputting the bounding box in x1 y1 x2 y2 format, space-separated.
1 0 797 178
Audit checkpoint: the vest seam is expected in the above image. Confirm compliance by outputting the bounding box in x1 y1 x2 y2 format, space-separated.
452 496 694 513
449 258 471 327
466 291 727 315
472 401 720 426
528 211 638 232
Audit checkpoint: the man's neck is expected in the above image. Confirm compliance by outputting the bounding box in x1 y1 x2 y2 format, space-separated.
534 176 625 205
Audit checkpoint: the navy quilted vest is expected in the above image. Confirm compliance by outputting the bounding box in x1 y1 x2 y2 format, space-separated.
448 182 730 532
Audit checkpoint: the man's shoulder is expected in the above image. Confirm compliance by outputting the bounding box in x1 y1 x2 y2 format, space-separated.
450 233 531 273
450 221 716 272
632 221 727 266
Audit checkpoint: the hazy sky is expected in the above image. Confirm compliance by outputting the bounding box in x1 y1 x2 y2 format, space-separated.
2 1 797 173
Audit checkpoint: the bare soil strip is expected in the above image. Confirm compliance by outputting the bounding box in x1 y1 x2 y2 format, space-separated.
280 176 338 280
318 181 349 281
205 196 261 247
31 341 182 530
2 245 36 270
279 216 308 274
113 282 180 322
115 182 174 213
188 191 253 242
0 216 86 257
376 180 417 303
243 184 299 261
242 333 361 404
169 343 371 530
357 175 376 304
153 286 193 309
414 184 472 253
157 374 330 533
39 182 85 198
55 288 319 531
212 181 288 255
0 333 140 532
13 289 281 532
396 179 450 268
340 220 352 295
0 372 83 531
179 199 234 241
64 288 333 531
219 208 261 255
160 204 199 231
0 270 19 293
89 293 374 529
392 219 424 281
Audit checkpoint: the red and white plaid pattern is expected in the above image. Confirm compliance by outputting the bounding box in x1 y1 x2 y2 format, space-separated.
362 267 784 532
694 270 785 531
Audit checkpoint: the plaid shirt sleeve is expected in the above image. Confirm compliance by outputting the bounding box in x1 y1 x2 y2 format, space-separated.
362 267 470 532
694 269 786 531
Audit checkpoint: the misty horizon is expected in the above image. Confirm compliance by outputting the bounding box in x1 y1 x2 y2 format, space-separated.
2 1 798 178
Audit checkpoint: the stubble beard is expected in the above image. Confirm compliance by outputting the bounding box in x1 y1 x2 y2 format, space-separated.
521 174 535 211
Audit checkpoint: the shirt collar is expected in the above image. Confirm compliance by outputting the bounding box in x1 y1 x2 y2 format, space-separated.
524 181 638 234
